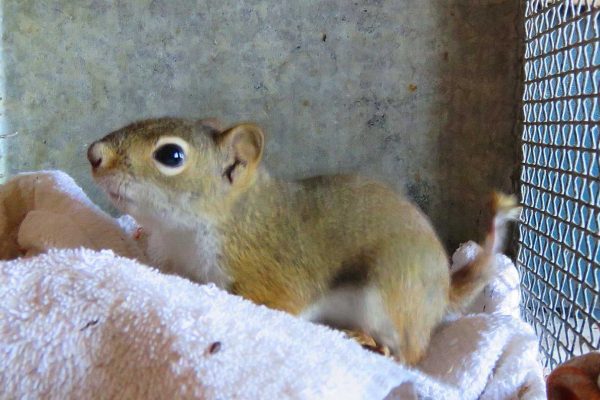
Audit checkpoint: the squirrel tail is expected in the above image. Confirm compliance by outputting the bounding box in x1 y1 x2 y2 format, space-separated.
448 192 521 312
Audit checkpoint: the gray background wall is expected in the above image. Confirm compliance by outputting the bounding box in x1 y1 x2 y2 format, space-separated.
1 0 522 251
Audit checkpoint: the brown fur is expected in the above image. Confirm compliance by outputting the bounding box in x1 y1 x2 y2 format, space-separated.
448 192 521 312
88 117 518 365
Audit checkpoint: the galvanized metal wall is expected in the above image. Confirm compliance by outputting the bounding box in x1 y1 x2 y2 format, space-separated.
1 0 522 250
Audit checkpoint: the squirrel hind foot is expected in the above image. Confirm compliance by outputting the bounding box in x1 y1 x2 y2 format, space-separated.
300 285 405 359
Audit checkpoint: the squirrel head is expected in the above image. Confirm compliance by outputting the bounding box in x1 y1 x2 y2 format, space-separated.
87 117 265 224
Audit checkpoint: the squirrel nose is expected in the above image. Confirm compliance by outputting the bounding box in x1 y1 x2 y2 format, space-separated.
87 141 108 170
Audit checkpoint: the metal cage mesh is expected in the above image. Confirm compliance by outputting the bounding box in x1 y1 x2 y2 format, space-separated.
518 0 599 370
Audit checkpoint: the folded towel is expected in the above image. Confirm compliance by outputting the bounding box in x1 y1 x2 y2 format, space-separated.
0 170 145 261
0 171 546 399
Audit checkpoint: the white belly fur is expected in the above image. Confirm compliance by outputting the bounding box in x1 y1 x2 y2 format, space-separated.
146 220 229 289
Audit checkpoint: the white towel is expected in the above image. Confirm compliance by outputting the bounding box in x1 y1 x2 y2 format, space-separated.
0 171 546 399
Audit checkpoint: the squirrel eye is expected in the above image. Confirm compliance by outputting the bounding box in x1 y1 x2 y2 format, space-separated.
153 143 185 167
152 137 189 176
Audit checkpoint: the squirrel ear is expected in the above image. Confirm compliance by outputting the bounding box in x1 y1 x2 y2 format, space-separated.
216 123 264 185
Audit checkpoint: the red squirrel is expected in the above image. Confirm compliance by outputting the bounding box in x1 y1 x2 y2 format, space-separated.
88 117 520 364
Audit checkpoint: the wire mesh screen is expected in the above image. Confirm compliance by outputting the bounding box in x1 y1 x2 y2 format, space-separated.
518 0 599 370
